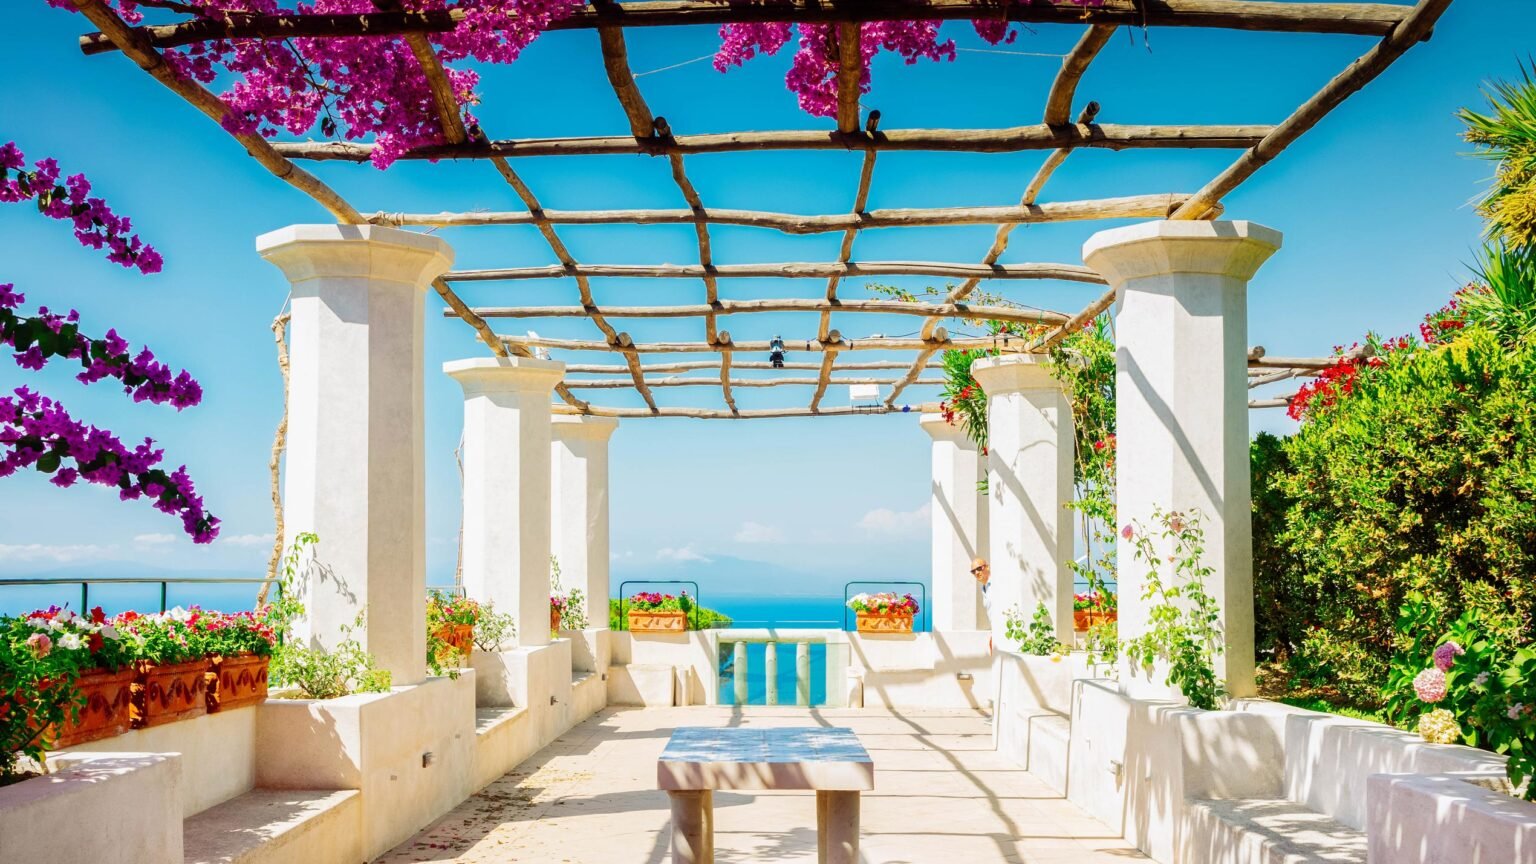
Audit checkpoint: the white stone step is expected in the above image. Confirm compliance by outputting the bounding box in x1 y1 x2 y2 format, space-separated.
183 789 360 864
1184 798 1368 864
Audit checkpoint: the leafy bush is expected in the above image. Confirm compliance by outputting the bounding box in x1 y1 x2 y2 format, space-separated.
472 603 517 652
1121 508 1223 710
608 599 732 630
1005 604 1064 656
263 533 391 699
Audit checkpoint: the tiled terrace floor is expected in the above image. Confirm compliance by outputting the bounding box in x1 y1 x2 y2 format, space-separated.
378 706 1147 863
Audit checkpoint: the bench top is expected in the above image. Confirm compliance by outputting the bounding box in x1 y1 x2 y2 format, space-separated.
657 726 874 791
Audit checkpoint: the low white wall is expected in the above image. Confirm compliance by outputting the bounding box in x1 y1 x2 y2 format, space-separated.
568 627 612 674
0 754 182 864
614 630 717 705
58 703 257 818
254 673 478 860
473 707 538 792
850 630 993 709
1368 773 1536 864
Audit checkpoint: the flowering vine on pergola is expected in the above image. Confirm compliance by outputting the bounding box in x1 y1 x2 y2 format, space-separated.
62 0 1451 419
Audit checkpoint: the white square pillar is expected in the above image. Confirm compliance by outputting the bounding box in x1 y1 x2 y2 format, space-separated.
972 355 1076 645
258 224 453 686
446 357 566 647
1084 219 1281 700
919 413 988 632
551 415 619 627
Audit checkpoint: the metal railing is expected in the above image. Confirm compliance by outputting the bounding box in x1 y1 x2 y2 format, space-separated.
0 576 466 614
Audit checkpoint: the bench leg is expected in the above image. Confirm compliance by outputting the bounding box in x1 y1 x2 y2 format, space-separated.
668 790 713 864
820 791 859 864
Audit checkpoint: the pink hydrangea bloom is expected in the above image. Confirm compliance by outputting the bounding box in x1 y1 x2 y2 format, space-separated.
1433 641 1465 672
1413 667 1448 704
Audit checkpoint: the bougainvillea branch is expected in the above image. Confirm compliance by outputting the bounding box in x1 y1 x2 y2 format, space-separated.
0 142 162 274
0 387 219 543
0 286 203 409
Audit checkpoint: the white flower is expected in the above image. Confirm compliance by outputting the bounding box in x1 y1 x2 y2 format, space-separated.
56 609 77 623
99 625 120 641
165 606 192 622
25 617 47 629
1474 672 1490 687
1509 703 1526 720
47 619 67 632
57 632 84 651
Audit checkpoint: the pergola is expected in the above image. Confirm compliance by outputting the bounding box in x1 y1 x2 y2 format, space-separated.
71 0 1444 421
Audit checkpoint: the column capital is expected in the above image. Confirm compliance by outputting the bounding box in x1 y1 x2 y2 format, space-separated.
1083 220 1282 286
971 354 1063 397
257 224 453 288
552 414 620 441
445 356 565 396
918 412 972 444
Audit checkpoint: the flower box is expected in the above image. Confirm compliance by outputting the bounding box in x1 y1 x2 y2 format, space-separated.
51 666 136 748
434 623 474 658
550 606 563 634
1072 609 1117 631
131 659 209 728
856 611 915 634
205 654 270 713
627 609 688 633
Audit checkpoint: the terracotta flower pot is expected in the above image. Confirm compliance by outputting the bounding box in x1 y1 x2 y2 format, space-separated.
550 607 563 634
206 654 270 713
1072 609 1118 631
627 609 687 633
51 666 136 748
433 623 474 658
855 611 915 634
132 659 210 728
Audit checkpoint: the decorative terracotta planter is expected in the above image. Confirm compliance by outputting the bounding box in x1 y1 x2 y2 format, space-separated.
51 666 136 748
627 609 687 633
550 607 563 634
132 659 210 728
1073 609 1118 631
433 623 474 658
206 654 270 713
855 611 915 634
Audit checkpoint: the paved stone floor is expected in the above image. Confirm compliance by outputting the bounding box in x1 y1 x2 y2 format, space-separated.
377 706 1147 863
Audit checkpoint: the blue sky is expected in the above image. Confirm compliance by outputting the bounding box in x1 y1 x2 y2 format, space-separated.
0 2 1530 600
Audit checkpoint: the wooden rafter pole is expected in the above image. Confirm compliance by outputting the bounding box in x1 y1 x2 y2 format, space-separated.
1170 0 1453 220
835 23 863 133
274 123 1272 161
568 359 942 374
553 402 948 420
364 193 1196 233
717 332 737 413
454 298 1071 325
567 375 945 389
503 331 973 354
80 1 1421 56
888 33 1117 408
446 261 1106 283
69 0 361 224
1032 0 1451 356
654 118 723 344
814 111 881 412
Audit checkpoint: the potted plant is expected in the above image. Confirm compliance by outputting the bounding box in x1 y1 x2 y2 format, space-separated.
426 593 479 677
1072 590 1118 631
115 608 211 728
626 592 693 633
848 593 919 633
196 610 277 713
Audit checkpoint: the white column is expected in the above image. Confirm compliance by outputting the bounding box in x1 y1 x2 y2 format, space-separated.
446 357 565 647
972 355 1076 645
919 414 988 632
259 225 450 686
551 415 619 626
1084 219 1281 700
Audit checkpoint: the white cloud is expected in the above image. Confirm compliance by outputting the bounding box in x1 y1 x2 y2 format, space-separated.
221 533 276 548
858 502 931 536
0 543 116 563
133 533 177 546
732 521 784 544
656 545 712 564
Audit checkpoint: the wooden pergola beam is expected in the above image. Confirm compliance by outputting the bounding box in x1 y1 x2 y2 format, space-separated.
1044 25 1116 126
502 330 989 354
553 402 946 420
814 111 881 412
567 359 942 374
80 1 1419 57
446 261 1106 283
454 299 1069 325
565 375 945 389
273 123 1272 161
366 193 1196 235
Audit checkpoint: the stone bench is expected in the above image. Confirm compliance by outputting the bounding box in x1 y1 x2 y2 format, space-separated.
182 788 361 864
1184 798 1366 864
